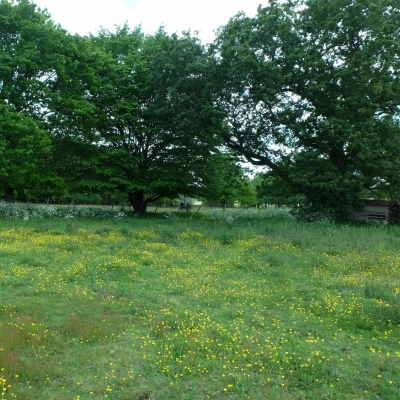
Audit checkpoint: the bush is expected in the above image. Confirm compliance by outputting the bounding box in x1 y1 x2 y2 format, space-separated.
0 202 129 220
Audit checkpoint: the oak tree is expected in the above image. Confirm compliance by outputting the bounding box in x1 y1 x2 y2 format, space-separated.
213 0 400 220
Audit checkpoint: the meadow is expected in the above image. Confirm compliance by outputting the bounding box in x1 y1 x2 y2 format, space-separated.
0 206 399 399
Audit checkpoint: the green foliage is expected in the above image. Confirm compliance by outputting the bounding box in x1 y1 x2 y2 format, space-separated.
0 0 68 115
212 0 400 221
55 26 224 213
198 154 246 208
2 0 399 222
0 103 51 200
254 172 305 206
235 177 257 207
0 0 70 201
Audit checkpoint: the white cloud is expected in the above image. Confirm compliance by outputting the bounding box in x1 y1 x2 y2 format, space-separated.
131 1 259 37
34 0 134 35
33 0 266 43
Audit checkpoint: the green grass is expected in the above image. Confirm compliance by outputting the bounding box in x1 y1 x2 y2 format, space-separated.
0 212 399 399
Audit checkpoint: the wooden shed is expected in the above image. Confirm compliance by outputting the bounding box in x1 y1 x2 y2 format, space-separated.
353 200 400 224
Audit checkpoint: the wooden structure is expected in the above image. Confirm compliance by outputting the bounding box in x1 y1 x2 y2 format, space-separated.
353 200 400 224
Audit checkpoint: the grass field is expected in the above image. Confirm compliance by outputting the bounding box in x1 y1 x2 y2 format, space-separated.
0 209 399 399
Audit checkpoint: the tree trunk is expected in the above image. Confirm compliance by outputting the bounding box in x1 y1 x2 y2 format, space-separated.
5 187 15 203
128 191 147 214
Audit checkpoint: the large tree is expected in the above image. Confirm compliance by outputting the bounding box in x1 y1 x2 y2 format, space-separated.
212 0 400 220
57 26 224 213
0 0 68 201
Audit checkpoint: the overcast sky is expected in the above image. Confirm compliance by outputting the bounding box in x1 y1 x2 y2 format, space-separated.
32 0 266 44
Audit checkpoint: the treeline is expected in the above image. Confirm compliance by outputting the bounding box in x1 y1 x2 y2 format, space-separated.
1 0 399 220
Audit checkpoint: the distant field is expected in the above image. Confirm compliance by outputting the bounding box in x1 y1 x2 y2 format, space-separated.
0 212 399 399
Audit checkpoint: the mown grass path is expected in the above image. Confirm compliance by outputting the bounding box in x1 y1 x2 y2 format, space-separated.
0 214 399 399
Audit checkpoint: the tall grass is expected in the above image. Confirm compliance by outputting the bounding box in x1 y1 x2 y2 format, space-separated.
0 208 399 399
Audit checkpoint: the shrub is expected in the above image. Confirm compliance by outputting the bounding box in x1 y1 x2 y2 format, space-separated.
0 202 129 220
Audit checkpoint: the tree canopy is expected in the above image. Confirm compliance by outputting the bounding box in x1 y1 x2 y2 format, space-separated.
54 26 224 213
212 0 400 220
0 0 69 201
1 0 399 219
